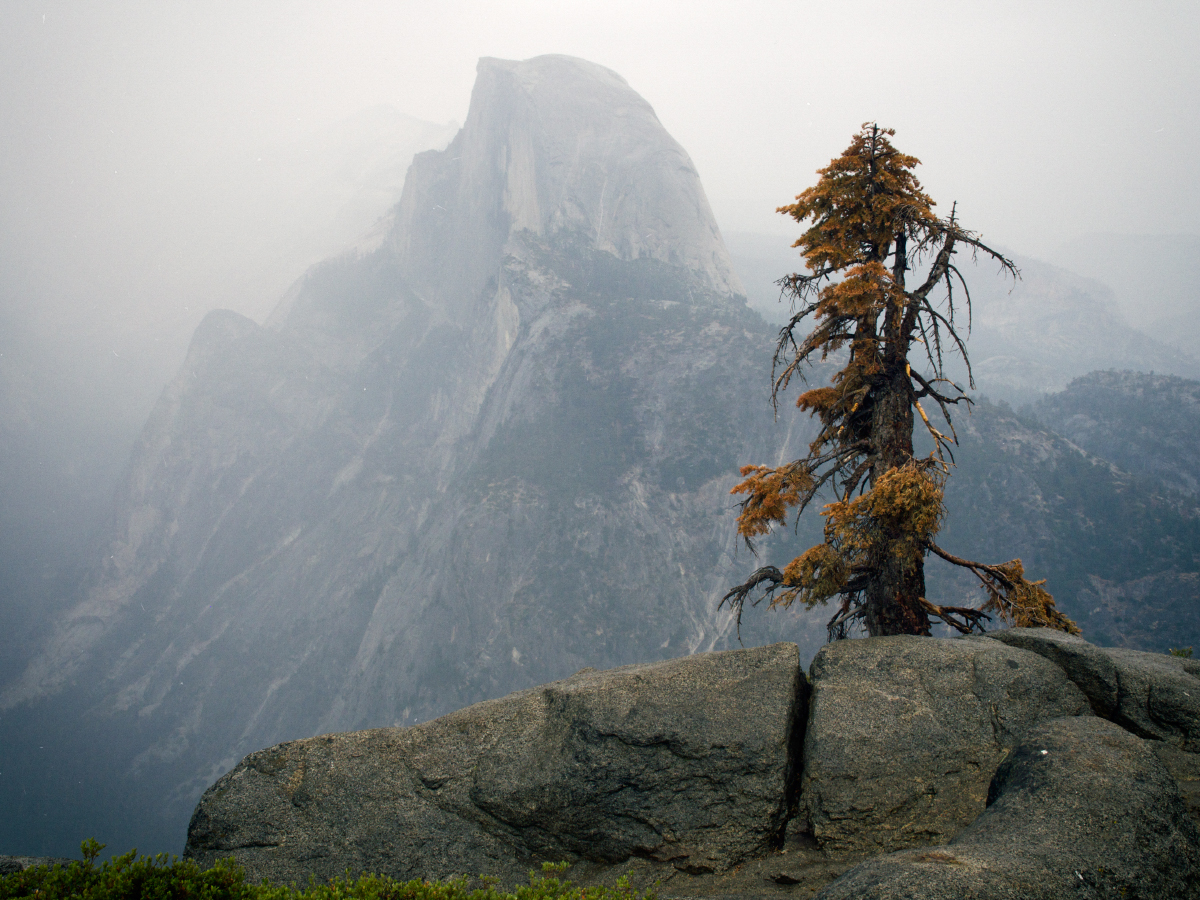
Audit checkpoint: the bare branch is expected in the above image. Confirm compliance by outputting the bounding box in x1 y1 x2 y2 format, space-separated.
918 597 991 634
927 542 1014 586
719 566 785 641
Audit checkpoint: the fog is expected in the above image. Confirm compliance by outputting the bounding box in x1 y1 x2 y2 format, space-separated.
2 0 1199 861
1 1 1198 663
5 2 1197 323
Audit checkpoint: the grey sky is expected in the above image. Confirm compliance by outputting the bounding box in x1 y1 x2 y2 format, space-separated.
1 0 1196 336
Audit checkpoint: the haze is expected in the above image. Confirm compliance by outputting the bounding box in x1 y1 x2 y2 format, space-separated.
5 1 1197 314
0 0 1197 671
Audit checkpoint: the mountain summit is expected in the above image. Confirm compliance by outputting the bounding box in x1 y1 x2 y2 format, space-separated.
0 56 802 853
388 55 743 310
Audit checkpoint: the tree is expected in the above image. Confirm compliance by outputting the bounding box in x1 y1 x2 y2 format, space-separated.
723 123 1078 640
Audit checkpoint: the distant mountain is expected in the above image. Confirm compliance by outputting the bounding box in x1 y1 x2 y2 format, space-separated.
955 257 1200 404
724 234 1200 405
929 391 1200 653
1049 232 1200 355
0 107 456 694
1033 370 1200 497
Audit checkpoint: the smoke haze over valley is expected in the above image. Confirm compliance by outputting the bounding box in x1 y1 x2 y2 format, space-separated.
2 0 1199 862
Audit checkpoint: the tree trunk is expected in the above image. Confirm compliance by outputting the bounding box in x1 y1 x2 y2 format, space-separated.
864 547 930 636
863 364 930 637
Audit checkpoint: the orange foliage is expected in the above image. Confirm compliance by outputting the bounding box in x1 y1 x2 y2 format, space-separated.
978 560 1081 634
730 463 814 540
761 462 944 611
780 126 937 274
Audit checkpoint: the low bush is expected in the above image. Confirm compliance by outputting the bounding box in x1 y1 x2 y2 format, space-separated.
1 842 655 900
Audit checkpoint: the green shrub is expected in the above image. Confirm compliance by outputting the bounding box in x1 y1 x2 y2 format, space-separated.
1 843 656 900
0 841 251 900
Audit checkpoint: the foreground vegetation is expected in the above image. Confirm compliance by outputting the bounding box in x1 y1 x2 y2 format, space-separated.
1 842 654 900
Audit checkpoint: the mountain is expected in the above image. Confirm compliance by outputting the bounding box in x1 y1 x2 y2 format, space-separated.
953 257 1200 404
724 234 1200 405
0 107 456 696
1033 370 1200 497
1050 232 1200 355
927 390 1200 652
0 55 826 858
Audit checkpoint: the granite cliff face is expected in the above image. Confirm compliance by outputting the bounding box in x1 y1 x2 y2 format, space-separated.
0 56 818 853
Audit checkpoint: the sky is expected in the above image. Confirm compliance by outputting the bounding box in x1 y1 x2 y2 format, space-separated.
0 0 1197 428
